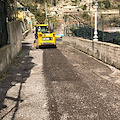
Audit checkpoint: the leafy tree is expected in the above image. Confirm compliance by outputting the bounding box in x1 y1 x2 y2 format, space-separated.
118 4 120 9
18 0 58 24
53 0 56 6
109 17 120 27
63 15 68 22
51 15 60 29
26 3 37 14
75 0 77 5
82 11 89 19
81 4 86 10
35 10 45 23
102 0 111 9
98 1 102 9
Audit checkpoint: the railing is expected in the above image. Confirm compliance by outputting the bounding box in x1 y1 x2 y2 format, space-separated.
65 21 120 45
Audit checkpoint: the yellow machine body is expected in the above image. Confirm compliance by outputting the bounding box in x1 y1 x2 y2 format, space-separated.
34 24 56 48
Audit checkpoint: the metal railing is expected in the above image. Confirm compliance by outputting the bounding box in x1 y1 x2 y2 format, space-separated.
65 20 120 45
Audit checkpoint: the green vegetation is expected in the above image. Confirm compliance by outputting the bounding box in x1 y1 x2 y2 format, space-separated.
51 16 60 29
71 0 77 6
98 1 102 9
75 0 77 5
70 25 120 45
18 0 56 5
109 17 120 27
63 15 68 22
23 3 45 23
18 0 46 4
53 0 56 6
98 0 120 9
65 1 69 3
80 5 87 10
82 11 89 20
35 11 46 24
18 0 59 24
102 0 111 9
98 0 111 9
118 4 120 9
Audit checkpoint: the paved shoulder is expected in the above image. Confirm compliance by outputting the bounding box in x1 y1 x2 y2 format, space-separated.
0 34 50 120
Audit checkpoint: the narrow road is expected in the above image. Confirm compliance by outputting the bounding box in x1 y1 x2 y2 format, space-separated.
43 44 120 120
0 33 120 120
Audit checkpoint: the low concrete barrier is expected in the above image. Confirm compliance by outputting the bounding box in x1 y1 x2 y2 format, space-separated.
63 36 120 69
22 29 30 39
0 20 23 75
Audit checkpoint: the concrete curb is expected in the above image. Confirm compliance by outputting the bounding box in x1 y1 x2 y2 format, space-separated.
62 36 120 69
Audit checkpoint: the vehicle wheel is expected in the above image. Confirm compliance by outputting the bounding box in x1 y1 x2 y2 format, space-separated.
54 45 57 48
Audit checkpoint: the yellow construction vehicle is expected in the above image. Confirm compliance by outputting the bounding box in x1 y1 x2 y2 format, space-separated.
34 23 56 48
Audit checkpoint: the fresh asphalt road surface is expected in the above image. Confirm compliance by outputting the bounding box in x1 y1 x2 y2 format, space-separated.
0 33 120 120
43 44 120 120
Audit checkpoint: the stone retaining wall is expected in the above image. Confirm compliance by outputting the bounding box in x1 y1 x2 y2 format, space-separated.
0 20 23 75
63 36 120 69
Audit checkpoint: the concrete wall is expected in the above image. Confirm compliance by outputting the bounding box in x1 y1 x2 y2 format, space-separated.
0 20 22 75
63 36 120 69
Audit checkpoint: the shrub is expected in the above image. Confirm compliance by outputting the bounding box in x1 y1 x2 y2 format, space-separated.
81 4 87 10
102 0 111 9
82 11 89 19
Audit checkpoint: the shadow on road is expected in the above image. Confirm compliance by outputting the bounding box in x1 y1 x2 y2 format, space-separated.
0 42 35 120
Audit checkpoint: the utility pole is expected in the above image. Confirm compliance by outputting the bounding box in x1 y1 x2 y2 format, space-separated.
45 2 47 19
45 2 48 24
102 19 104 42
54 0 56 6
93 0 98 41
91 0 93 40
51 0 53 5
